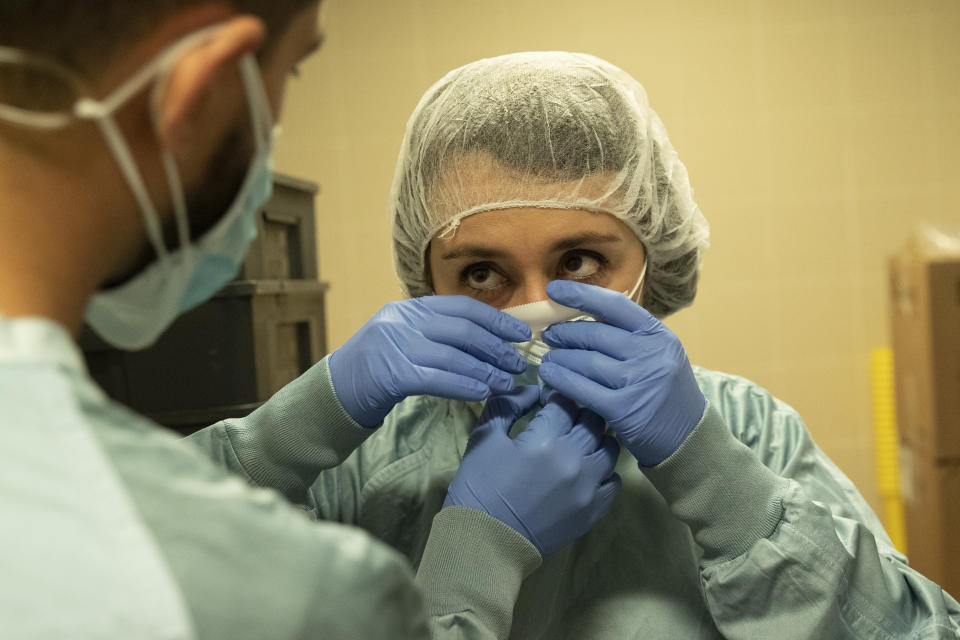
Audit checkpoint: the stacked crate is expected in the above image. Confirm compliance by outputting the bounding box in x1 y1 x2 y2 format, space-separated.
81 173 327 434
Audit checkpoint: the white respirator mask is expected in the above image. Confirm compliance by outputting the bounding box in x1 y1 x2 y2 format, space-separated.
0 25 275 350
502 261 648 365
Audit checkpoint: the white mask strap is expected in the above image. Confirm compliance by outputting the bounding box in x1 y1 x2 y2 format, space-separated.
623 259 648 303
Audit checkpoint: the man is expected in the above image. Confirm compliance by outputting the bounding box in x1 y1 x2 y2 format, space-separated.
0 3 620 638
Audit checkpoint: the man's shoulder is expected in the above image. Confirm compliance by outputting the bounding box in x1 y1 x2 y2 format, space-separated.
93 384 419 638
0 350 198 637
1 344 416 638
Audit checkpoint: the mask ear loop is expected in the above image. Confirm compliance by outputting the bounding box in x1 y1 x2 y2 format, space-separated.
150 72 191 253
238 55 274 154
151 25 236 254
152 51 274 256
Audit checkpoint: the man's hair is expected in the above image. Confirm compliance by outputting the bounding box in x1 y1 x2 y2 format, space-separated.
0 1 315 78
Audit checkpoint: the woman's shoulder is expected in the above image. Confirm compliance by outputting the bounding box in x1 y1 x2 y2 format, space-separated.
691 365 812 453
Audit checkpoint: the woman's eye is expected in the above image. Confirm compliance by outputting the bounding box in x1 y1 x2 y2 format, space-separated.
560 252 604 279
464 265 505 290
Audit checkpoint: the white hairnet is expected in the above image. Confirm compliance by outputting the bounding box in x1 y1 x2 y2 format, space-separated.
389 52 709 318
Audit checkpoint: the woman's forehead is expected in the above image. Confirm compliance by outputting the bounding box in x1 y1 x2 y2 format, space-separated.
431 207 642 254
425 152 629 228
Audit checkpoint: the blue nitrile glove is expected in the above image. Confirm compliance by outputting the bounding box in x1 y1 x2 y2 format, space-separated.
443 385 622 556
538 280 707 468
329 296 531 427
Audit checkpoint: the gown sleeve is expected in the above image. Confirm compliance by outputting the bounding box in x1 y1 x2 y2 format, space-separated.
185 355 373 507
642 372 960 639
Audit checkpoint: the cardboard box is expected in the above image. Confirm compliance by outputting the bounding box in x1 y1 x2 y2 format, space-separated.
889 248 960 459
899 442 960 598
890 229 960 597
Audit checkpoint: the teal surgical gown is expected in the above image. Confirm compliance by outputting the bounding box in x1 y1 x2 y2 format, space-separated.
0 316 536 639
245 361 957 639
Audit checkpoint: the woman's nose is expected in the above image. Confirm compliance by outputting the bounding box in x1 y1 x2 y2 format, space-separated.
510 276 553 307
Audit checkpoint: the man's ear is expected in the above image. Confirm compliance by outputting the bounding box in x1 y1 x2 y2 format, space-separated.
155 15 265 153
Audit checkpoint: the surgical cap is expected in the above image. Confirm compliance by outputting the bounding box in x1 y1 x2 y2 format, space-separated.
389 52 710 318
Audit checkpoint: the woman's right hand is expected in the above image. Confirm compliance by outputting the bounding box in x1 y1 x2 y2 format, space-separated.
328 296 531 427
444 385 622 556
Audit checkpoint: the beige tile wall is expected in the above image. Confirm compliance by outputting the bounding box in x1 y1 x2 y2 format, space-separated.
274 0 960 513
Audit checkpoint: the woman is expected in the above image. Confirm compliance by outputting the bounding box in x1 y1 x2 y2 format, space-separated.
311 52 960 638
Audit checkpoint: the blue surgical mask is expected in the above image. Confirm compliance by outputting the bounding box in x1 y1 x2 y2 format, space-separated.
0 25 275 350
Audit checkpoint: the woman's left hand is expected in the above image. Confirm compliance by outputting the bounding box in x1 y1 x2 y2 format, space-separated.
538 280 707 467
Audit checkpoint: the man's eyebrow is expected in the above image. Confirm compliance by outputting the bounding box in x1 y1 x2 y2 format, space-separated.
300 32 325 60
440 233 622 261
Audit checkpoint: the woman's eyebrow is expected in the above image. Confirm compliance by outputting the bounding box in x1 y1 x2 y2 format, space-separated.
550 233 622 252
440 233 622 261
440 246 510 260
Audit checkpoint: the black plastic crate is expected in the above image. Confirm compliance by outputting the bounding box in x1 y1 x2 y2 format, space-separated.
238 173 319 280
81 280 329 422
